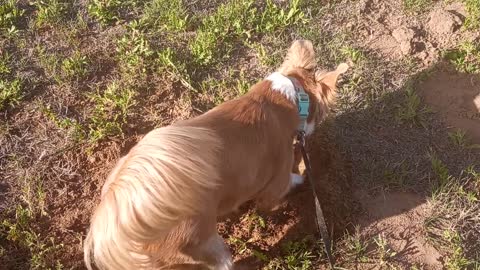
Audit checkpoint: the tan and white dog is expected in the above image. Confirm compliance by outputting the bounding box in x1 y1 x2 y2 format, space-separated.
84 40 348 270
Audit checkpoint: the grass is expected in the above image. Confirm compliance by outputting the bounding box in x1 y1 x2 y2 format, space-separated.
403 0 435 13
463 0 480 29
395 86 430 127
0 78 22 110
87 0 122 26
425 167 480 269
444 41 480 74
142 0 189 32
88 82 135 143
0 0 24 32
190 0 306 65
61 51 89 80
34 0 68 28
42 105 86 142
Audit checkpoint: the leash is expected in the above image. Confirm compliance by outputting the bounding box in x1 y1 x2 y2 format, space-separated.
296 131 335 269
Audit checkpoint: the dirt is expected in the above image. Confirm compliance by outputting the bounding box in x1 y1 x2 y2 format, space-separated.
357 191 442 269
1 0 480 269
419 63 480 143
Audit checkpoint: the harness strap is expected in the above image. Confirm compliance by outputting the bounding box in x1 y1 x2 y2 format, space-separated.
297 131 335 269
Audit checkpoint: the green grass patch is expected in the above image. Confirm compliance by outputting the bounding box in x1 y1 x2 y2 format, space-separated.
34 0 68 28
264 238 317 270
395 86 430 127
88 82 135 143
190 0 306 66
61 51 89 80
142 0 189 32
444 41 480 74
425 167 480 270
0 0 24 33
0 78 22 110
463 0 480 29
403 0 434 13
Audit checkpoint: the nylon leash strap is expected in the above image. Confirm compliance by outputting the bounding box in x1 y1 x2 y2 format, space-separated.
297 131 335 269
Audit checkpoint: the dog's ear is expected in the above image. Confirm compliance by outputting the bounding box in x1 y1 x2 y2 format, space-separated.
278 40 316 74
315 63 349 106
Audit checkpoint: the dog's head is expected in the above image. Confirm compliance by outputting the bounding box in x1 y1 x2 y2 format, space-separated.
278 40 348 135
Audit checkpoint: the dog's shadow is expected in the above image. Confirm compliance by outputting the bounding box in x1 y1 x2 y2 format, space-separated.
218 61 480 269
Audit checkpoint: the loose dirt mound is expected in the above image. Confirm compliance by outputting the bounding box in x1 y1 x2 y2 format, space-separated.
419 63 480 143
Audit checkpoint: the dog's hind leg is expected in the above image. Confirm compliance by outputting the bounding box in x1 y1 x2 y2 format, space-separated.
200 233 233 270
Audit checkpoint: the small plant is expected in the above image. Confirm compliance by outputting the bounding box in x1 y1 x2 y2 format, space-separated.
42 106 86 141
116 22 154 78
0 52 11 75
0 0 24 31
429 152 450 188
34 0 67 27
87 0 122 25
142 0 189 32
448 130 468 148
88 82 134 143
0 78 22 110
403 0 434 13
156 48 194 91
61 52 88 80
374 233 397 263
258 0 306 34
340 46 365 65
344 226 369 262
396 86 430 127
444 42 480 74
463 0 480 29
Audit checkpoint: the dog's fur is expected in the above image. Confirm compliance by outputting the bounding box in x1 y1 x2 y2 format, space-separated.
84 40 348 270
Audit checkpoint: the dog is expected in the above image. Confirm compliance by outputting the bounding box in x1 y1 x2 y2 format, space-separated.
84 40 348 270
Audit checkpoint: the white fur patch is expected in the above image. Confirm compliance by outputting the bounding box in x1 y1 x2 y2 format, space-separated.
304 121 315 136
290 173 304 187
266 72 296 103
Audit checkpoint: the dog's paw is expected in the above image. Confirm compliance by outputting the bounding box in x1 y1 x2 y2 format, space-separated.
290 173 304 187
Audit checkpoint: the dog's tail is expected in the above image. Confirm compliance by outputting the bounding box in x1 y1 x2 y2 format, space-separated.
84 126 221 270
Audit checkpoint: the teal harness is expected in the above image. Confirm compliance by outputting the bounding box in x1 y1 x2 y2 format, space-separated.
288 77 310 131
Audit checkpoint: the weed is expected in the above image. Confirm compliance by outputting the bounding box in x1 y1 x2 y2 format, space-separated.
448 130 468 148
0 52 11 75
87 0 122 25
258 0 306 34
403 0 434 13
156 48 194 91
444 42 480 74
250 42 278 67
37 46 62 82
374 233 397 263
116 21 154 78
42 106 86 141
34 0 67 27
463 0 480 29
344 226 369 262
229 236 268 262
1 205 64 269
88 82 134 143
425 168 480 268
62 52 88 80
200 70 251 105
0 0 24 31
142 0 189 32
0 78 22 110
190 0 305 65
429 152 450 188
340 46 365 65
395 86 430 127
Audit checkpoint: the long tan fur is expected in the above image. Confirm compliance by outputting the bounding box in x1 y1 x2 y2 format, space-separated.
84 126 221 270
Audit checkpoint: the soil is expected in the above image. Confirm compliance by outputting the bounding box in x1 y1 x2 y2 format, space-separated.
1 0 479 269
419 63 480 143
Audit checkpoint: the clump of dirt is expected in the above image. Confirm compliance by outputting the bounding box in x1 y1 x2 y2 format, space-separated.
419 63 480 143
217 125 357 268
355 0 479 66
